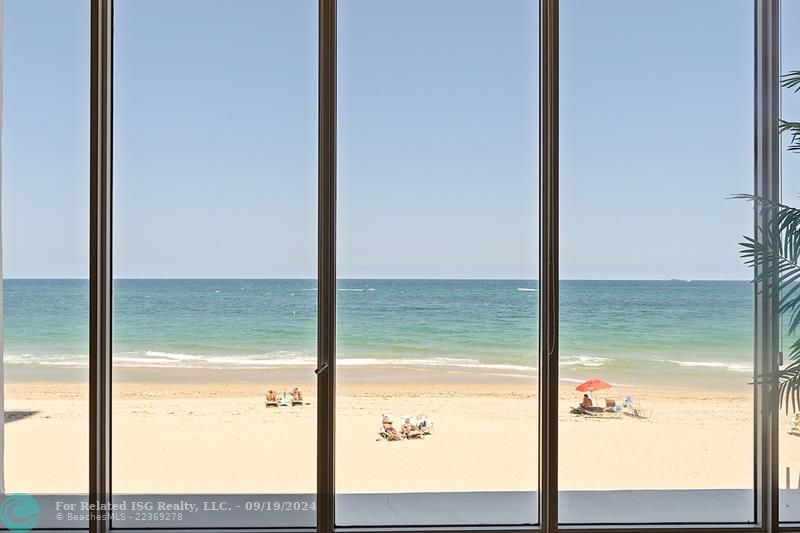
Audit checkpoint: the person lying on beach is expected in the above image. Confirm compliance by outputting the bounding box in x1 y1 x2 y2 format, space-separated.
381 416 402 441
266 390 278 403
401 418 423 439
580 394 593 409
291 387 303 402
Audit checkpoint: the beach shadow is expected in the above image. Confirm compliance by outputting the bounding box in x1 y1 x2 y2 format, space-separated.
5 410 38 423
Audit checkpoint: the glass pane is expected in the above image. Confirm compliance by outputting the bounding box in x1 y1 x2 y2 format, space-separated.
111 1 317 527
2 0 89 528
335 0 539 526
558 0 755 524
779 0 800 523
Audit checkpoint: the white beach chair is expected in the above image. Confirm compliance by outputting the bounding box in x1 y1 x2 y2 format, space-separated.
378 414 402 441
398 415 424 439
417 414 434 435
623 396 651 419
290 387 304 406
265 391 279 408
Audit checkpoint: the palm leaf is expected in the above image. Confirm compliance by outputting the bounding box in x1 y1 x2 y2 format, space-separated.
780 120 800 152
783 70 800 92
738 194 800 411
742 69 800 412
779 69 800 151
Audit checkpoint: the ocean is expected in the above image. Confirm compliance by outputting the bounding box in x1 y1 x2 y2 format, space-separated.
1 279 756 388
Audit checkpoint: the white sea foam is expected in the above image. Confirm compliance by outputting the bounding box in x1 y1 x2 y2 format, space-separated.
662 359 753 373
337 357 536 373
5 353 88 368
516 288 538 292
143 350 206 361
121 350 317 369
115 353 536 372
204 354 317 367
560 355 610 368
3 347 536 373
7 350 536 373
559 376 633 388
7 349 748 377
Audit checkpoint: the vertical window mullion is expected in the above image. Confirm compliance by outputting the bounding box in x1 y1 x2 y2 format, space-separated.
755 0 781 531
318 0 336 532
89 0 112 532
540 0 559 531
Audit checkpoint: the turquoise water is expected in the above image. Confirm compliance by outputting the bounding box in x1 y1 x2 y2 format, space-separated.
1 279 755 387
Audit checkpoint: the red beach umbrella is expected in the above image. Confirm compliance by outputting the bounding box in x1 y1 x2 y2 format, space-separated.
575 378 611 393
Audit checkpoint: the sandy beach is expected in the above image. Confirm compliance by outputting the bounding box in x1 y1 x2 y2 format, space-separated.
3 364 777 496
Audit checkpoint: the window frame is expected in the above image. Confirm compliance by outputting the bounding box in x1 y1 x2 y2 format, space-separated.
89 0 112 531
76 0 782 532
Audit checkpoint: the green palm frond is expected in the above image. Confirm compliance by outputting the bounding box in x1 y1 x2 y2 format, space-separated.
781 70 800 152
777 339 800 413
780 120 800 152
737 195 800 412
741 69 800 413
783 70 800 92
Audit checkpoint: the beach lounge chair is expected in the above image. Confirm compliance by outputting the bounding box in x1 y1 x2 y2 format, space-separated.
622 396 651 419
400 417 424 439
570 405 621 418
265 390 279 408
291 387 304 406
378 414 402 441
379 426 402 441
417 414 434 435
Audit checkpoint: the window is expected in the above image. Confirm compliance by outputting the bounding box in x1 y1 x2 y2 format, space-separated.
335 0 539 527
0 0 785 532
558 0 755 524
111 0 317 527
2 0 89 528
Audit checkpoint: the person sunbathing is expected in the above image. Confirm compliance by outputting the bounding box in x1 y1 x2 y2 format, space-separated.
381 416 401 440
580 394 593 409
401 418 423 438
291 387 303 402
266 390 278 403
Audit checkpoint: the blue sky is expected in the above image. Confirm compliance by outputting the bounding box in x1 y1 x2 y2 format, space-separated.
2 0 759 279
782 0 800 210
